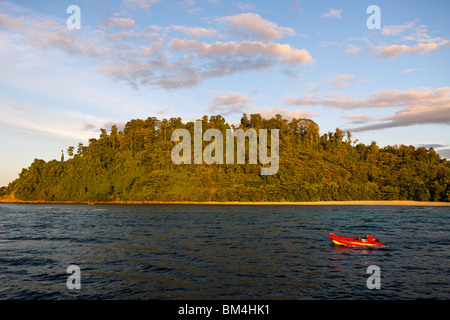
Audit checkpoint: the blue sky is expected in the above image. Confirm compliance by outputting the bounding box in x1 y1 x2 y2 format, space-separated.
0 0 449 186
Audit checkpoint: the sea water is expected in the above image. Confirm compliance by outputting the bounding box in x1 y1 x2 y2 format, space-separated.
0 203 448 299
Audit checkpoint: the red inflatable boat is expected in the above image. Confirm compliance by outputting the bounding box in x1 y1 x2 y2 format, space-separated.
329 233 384 247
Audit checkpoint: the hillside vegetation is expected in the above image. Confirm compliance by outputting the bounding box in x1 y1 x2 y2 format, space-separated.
1 114 449 202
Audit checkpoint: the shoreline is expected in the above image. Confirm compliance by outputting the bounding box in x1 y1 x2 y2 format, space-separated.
0 199 449 206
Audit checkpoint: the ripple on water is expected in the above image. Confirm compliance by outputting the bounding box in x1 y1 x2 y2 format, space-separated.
0 204 448 299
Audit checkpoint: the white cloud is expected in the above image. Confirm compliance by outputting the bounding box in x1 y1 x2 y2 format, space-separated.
105 30 139 41
171 25 219 38
217 13 295 41
368 23 450 58
376 40 450 58
122 0 161 10
100 14 136 29
0 97 105 141
252 107 319 120
0 12 25 28
2 8 312 90
330 74 355 88
285 87 450 109
0 8 315 91
207 92 319 120
169 39 313 66
234 2 256 11
321 9 342 19
344 44 362 55
401 68 426 74
285 87 450 131
342 114 376 125
381 22 415 36
208 91 255 115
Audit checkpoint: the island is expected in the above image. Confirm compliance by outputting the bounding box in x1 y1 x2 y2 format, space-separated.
1 114 449 204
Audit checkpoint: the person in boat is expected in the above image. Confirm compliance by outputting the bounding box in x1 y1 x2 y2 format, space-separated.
358 233 374 242
356 233 379 243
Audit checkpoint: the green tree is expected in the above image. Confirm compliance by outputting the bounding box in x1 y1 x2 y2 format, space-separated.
3 113 449 203
67 146 74 157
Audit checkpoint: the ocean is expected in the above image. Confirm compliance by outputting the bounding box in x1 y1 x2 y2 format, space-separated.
0 203 448 300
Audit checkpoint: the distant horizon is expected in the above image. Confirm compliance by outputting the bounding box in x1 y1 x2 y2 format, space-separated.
1 0 449 186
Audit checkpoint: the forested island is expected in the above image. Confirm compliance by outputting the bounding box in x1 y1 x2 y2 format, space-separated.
1 114 449 203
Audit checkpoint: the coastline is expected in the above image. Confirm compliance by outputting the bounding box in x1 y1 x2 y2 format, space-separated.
0 197 449 206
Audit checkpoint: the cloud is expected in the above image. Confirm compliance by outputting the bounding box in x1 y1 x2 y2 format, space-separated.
100 14 136 29
104 37 312 88
0 97 107 141
208 91 255 115
174 0 203 15
341 114 376 124
289 0 304 12
211 92 254 106
416 144 447 149
1 7 312 91
344 44 362 55
97 54 276 90
376 40 450 58
286 87 450 132
381 22 415 36
321 9 342 19
306 81 321 93
122 0 161 10
105 30 139 41
0 12 25 28
252 107 319 120
217 13 295 41
81 123 97 131
414 144 450 159
171 25 218 38
400 24 435 42
349 104 450 132
402 68 415 74
207 92 319 120
101 121 127 132
401 68 426 74
343 22 450 59
369 22 450 58
330 74 355 88
169 39 313 66
285 87 450 109
21 17 111 58
436 149 450 159
155 107 172 115
234 2 256 11
0 18 160 134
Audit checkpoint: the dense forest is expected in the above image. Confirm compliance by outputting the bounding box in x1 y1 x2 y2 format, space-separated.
1 114 449 202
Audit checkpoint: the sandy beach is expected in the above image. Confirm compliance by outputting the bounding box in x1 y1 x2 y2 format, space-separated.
0 195 449 207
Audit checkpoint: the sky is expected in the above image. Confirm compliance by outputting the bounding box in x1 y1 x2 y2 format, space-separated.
0 0 449 186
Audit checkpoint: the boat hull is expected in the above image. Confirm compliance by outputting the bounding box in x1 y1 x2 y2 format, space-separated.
329 233 384 247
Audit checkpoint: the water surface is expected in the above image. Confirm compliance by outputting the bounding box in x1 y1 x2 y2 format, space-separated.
0 203 448 299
